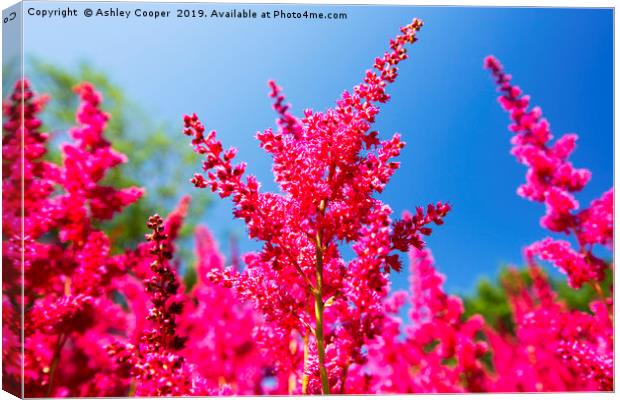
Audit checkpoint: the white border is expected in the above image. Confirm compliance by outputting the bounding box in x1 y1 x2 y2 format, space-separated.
0 1 616 399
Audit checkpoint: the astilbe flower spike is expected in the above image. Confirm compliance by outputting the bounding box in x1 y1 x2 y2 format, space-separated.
2 25 614 398
103 196 268 396
348 248 490 394
176 225 274 394
184 18 452 394
0 78 267 398
485 56 613 391
2 80 143 396
484 56 613 289
484 265 612 391
2 80 51 394
108 214 207 396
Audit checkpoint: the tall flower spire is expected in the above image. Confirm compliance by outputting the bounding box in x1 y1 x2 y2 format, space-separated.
485 56 612 289
485 55 613 391
184 18 451 394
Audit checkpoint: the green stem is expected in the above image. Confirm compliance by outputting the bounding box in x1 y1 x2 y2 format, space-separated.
590 281 613 321
47 333 67 396
314 293 329 395
314 228 330 395
128 379 137 397
302 330 310 394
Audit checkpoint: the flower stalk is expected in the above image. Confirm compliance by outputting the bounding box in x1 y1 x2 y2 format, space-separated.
302 330 310 394
314 200 330 395
47 333 68 396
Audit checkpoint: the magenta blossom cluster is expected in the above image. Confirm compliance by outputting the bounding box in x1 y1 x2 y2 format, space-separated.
347 248 489 393
485 56 613 289
2 80 143 396
1 19 613 397
485 56 613 390
2 81 266 397
108 213 202 396
183 18 456 394
484 265 612 391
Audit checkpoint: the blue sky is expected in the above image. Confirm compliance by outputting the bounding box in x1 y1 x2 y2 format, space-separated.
21 2 613 294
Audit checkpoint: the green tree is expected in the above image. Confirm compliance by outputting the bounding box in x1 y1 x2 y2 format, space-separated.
27 59 211 260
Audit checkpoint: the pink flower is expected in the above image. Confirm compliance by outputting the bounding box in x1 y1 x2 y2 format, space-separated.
486 57 613 392
2 80 144 396
185 18 451 394
485 56 612 287
108 214 206 396
525 238 598 289
557 340 613 391
578 189 613 248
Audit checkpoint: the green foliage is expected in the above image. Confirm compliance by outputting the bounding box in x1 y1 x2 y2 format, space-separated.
28 59 211 255
2 58 21 97
183 264 198 292
463 273 515 334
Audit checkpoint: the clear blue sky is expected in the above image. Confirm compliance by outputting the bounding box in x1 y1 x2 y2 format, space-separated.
22 2 613 294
